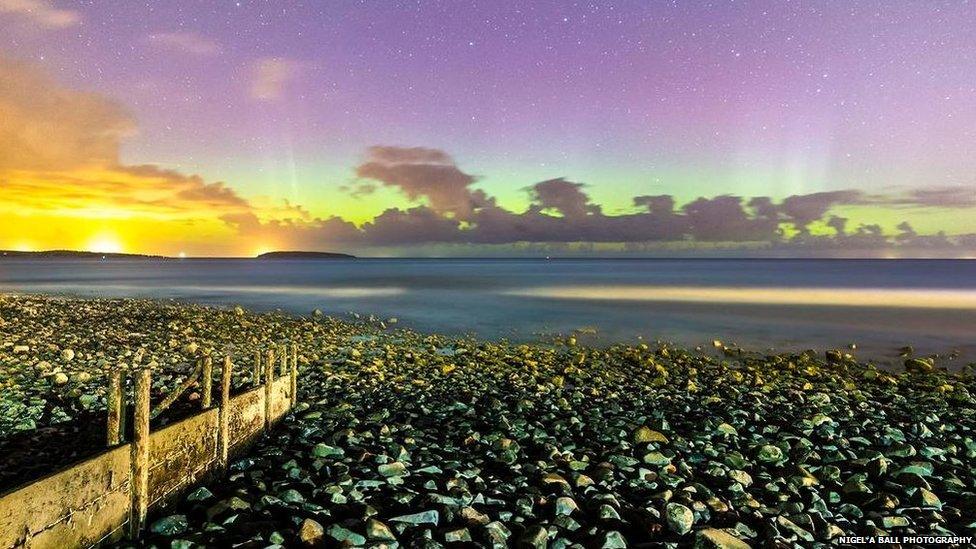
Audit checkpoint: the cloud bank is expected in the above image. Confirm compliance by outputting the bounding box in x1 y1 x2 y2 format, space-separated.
231 145 976 256
0 57 250 224
1 55 974 257
0 0 78 29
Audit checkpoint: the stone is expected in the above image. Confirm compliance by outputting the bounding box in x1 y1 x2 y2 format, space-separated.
389 510 439 525
312 443 344 458
378 461 407 477
634 425 669 444
519 525 549 548
298 518 325 545
150 515 188 536
460 506 490 526
905 358 934 373
757 445 784 463
601 530 628 548
728 469 752 487
666 502 695 535
643 451 671 466
555 496 578 516
186 487 213 502
695 528 752 549
206 496 250 520
327 524 367 545
366 518 396 540
444 527 473 542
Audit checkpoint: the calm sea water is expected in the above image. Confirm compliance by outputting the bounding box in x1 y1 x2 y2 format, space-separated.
2 258 975 364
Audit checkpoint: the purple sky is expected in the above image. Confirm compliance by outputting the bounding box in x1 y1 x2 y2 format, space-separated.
1 1 975 255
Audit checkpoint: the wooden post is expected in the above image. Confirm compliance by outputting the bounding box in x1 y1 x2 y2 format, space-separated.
130 366 152 538
264 348 275 430
107 369 122 446
290 344 298 403
253 349 261 386
279 343 288 376
201 356 213 408
219 355 232 467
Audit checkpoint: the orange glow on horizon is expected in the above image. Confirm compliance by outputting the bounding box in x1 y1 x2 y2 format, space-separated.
86 234 124 254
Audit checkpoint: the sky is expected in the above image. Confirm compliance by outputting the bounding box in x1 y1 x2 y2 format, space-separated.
1 0 975 257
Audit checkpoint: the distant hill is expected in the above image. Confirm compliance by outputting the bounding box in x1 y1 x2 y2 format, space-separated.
0 250 169 260
256 251 356 260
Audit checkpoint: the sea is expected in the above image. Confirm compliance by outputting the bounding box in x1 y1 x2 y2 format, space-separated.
1 258 975 365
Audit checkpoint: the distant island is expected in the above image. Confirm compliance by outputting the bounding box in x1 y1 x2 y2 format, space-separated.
256 251 356 260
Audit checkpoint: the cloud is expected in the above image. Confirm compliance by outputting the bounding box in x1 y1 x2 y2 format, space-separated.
250 57 301 101
778 190 863 233
0 55 252 228
326 145 976 254
0 0 79 29
0 56 133 171
2 55 973 257
147 32 221 56
529 178 601 219
893 186 976 209
354 146 492 219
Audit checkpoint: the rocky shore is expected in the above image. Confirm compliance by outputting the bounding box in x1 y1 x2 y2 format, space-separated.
1 295 974 547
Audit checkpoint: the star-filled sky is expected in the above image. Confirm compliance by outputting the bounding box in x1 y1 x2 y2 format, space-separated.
1 0 975 256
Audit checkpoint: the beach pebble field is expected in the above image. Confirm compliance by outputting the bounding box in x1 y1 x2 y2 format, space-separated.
1 295 974 547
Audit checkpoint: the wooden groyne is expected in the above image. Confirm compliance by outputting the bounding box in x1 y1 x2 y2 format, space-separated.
0 344 300 548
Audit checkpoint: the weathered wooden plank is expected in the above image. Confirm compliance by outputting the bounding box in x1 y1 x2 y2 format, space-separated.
0 444 131 549
226 386 265 450
147 408 219 508
107 370 122 446
219 356 232 467
270 376 292 424
130 367 151 537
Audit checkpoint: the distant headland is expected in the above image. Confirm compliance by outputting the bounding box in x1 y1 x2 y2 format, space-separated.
0 250 356 260
0 250 168 260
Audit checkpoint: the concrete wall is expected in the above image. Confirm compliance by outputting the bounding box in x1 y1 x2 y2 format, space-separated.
0 374 295 549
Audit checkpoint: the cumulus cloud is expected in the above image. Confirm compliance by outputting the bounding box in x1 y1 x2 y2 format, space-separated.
250 57 301 101
0 0 78 29
354 146 492 219
529 178 600 219
778 190 863 233
148 32 221 56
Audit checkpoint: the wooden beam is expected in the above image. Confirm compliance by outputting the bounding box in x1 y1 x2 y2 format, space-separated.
130 366 151 538
219 355 232 467
201 355 213 409
106 369 122 446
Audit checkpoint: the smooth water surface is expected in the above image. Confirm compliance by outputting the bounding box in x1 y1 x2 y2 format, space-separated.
2 258 975 363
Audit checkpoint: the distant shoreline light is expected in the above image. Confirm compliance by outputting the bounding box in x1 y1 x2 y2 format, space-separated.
504 286 976 310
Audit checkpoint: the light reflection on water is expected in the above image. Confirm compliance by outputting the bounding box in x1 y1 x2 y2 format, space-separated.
506 285 976 309
2 258 975 364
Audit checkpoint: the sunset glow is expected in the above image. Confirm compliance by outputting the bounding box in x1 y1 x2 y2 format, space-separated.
85 234 124 255
1 2 974 257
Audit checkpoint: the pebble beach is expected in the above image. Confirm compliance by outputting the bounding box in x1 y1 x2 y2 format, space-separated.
1 294 975 547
